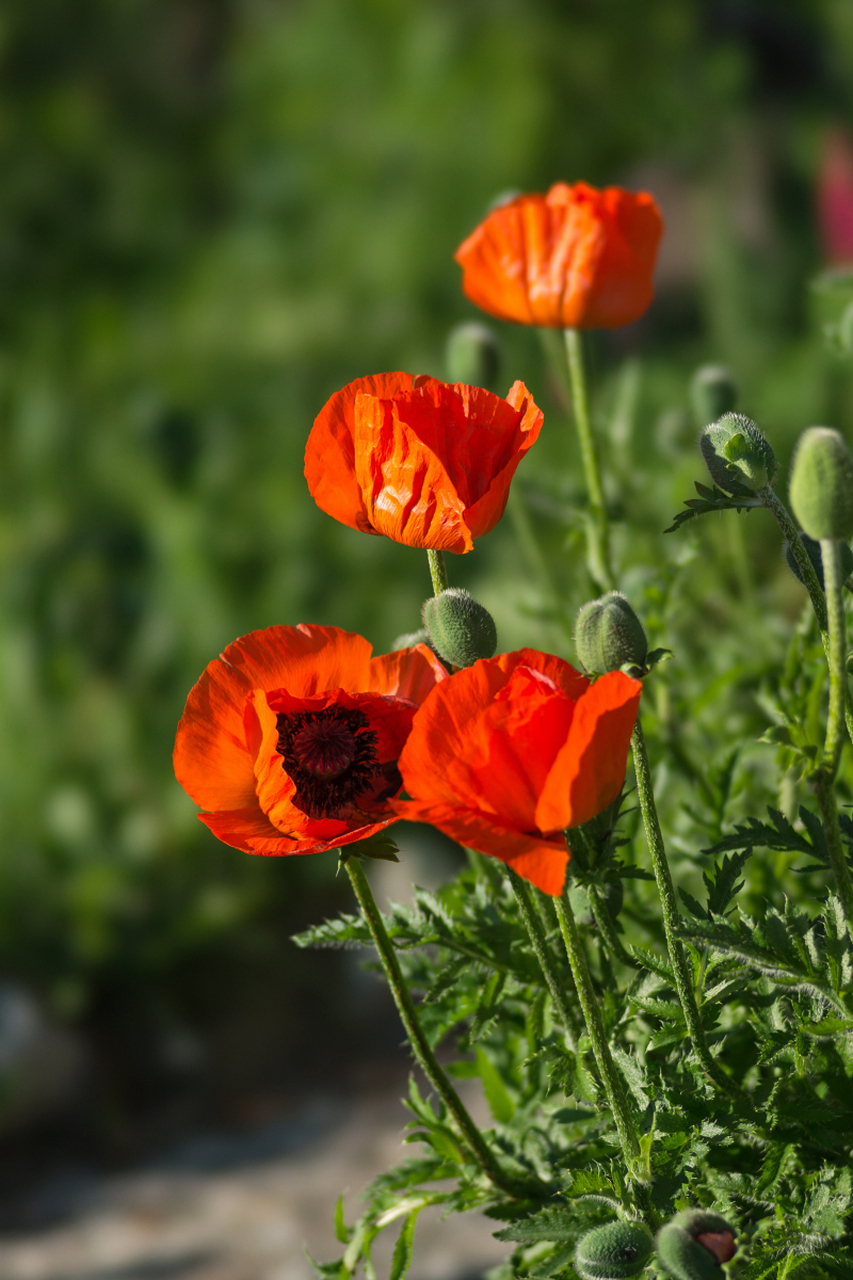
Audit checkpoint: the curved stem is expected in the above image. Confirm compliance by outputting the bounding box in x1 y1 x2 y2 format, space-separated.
508 870 580 1048
552 894 642 1170
427 549 449 596
631 719 746 1101
760 485 853 746
815 541 853 924
564 328 615 590
588 885 639 970
345 857 537 1197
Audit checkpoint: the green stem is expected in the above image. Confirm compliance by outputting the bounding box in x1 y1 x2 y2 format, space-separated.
631 719 746 1101
552 893 642 1170
815 541 853 924
588 885 639 970
508 870 580 1048
760 485 853 746
345 857 536 1197
427 548 449 596
564 328 615 590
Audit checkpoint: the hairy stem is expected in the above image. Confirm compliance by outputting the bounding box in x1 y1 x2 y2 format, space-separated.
631 719 746 1100
815 541 853 923
760 485 853 745
508 870 580 1048
564 328 615 590
552 893 642 1169
346 857 537 1197
427 548 449 596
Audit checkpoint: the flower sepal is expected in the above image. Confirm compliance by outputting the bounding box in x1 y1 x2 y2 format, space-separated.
338 831 401 864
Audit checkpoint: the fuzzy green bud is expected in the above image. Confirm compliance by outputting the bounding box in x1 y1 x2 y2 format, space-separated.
574 1221 654 1280
690 365 738 428
574 592 647 676
789 426 853 541
390 628 432 652
445 322 502 389
656 1210 737 1280
699 412 776 494
422 589 497 668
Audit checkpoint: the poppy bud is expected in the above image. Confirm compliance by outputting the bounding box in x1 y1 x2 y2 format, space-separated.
690 365 738 428
422 589 497 669
699 413 777 494
574 1221 654 1280
656 1209 737 1280
574 592 648 676
390 628 433 652
789 426 853 541
445 322 502 390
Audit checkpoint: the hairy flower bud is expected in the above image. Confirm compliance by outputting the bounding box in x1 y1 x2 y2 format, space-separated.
690 365 738 428
445 322 502 389
575 592 648 676
699 412 776 494
656 1209 737 1280
789 426 853 541
390 628 433 652
422 589 497 668
574 1221 654 1280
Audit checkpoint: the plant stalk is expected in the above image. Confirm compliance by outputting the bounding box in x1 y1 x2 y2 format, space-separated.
427 548 449 596
564 328 615 590
345 857 535 1197
631 719 745 1100
508 870 580 1048
815 540 853 923
760 485 853 745
552 892 642 1170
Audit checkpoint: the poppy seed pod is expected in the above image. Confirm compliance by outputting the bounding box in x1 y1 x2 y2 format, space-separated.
575 592 648 676
422 589 498 669
699 413 776 494
789 426 853 541
574 1221 654 1279
656 1209 737 1280
445 322 502 390
690 365 738 428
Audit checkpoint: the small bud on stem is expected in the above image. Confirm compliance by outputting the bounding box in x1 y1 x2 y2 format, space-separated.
422 588 497 668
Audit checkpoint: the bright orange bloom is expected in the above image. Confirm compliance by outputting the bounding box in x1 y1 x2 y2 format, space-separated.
174 625 447 857
455 182 663 330
393 650 642 895
305 373 543 554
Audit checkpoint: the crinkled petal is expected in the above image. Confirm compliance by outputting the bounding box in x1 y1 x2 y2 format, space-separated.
200 808 397 857
367 643 447 702
305 373 419 533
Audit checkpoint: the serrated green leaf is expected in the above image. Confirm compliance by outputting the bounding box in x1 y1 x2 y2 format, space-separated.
388 1209 420 1280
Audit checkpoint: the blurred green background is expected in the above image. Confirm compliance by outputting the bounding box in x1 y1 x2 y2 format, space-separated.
3 0 853 1163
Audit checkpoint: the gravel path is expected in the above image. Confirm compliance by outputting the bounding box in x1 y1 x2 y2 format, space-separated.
0 1086 511 1280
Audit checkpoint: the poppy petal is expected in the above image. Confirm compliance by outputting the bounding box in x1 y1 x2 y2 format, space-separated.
305 373 418 533
462 381 545 537
367 644 447 702
174 626 374 812
200 807 398 856
352 391 472 552
393 799 568 895
538 669 642 831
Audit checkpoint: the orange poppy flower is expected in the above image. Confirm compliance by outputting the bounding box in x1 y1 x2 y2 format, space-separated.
393 649 642 895
454 182 663 330
305 373 543 554
174 625 447 857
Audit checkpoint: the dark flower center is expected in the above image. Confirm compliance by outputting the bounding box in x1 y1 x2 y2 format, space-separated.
275 705 380 819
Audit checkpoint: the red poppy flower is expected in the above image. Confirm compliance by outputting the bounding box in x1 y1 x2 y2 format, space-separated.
174 625 447 856
305 373 543 554
393 650 642 895
454 182 663 330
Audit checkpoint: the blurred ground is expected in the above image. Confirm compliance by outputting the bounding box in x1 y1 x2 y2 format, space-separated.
0 1079 509 1280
